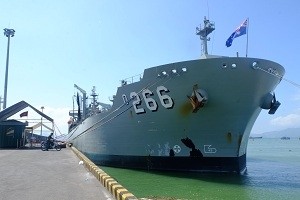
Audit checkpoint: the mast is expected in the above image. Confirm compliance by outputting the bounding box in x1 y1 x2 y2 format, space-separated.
196 17 215 56
90 86 99 114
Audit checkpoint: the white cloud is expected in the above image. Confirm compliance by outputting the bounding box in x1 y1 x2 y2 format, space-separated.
271 113 300 128
293 93 300 101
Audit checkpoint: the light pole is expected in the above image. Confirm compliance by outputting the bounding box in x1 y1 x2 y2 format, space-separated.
41 106 44 136
3 28 15 109
0 96 3 111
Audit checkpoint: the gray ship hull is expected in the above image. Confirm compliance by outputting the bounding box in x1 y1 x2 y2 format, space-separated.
66 57 284 173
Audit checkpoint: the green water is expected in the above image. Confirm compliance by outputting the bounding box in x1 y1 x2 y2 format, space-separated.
101 139 300 200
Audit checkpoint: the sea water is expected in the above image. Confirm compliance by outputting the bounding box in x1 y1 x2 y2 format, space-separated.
101 138 300 200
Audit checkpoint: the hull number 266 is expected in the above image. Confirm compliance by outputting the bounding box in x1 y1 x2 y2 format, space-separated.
123 86 174 114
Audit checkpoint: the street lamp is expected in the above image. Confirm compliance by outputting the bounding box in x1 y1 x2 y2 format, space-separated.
3 28 15 109
41 106 44 136
0 96 3 111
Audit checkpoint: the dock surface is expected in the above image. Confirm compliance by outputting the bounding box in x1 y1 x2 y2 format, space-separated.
0 148 115 200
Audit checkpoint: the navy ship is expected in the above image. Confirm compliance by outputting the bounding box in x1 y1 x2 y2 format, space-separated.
66 18 285 173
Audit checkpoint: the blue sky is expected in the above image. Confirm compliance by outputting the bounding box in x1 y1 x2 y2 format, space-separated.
0 0 299 135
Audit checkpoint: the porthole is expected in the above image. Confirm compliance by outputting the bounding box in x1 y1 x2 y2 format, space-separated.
252 61 259 69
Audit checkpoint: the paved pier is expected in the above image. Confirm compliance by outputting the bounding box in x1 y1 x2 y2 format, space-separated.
0 148 115 200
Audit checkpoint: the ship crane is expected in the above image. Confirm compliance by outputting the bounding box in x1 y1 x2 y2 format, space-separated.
74 84 87 119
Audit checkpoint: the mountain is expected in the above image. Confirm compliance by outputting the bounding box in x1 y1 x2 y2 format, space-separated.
251 127 300 138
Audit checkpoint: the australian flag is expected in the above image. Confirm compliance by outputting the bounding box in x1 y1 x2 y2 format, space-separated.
226 19 248 47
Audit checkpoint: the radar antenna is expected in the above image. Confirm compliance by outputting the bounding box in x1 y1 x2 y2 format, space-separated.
90 86 99 114
196 17 215 56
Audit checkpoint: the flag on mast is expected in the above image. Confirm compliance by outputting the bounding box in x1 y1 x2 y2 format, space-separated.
20 111 28 117
226 18 248 47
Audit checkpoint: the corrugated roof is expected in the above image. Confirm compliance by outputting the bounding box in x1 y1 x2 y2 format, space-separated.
0 101 53 122
0 119 28 126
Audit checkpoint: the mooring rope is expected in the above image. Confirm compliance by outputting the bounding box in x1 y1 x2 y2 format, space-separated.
257 66 300 89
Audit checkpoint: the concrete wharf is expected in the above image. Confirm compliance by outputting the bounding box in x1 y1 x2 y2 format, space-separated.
0 147 116 200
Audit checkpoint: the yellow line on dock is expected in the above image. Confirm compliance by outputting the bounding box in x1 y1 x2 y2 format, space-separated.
70 146 138 200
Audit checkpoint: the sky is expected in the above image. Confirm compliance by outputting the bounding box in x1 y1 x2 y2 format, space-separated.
0 0 299 136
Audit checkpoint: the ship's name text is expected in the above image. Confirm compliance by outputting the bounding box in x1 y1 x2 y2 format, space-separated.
123 86 174 114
